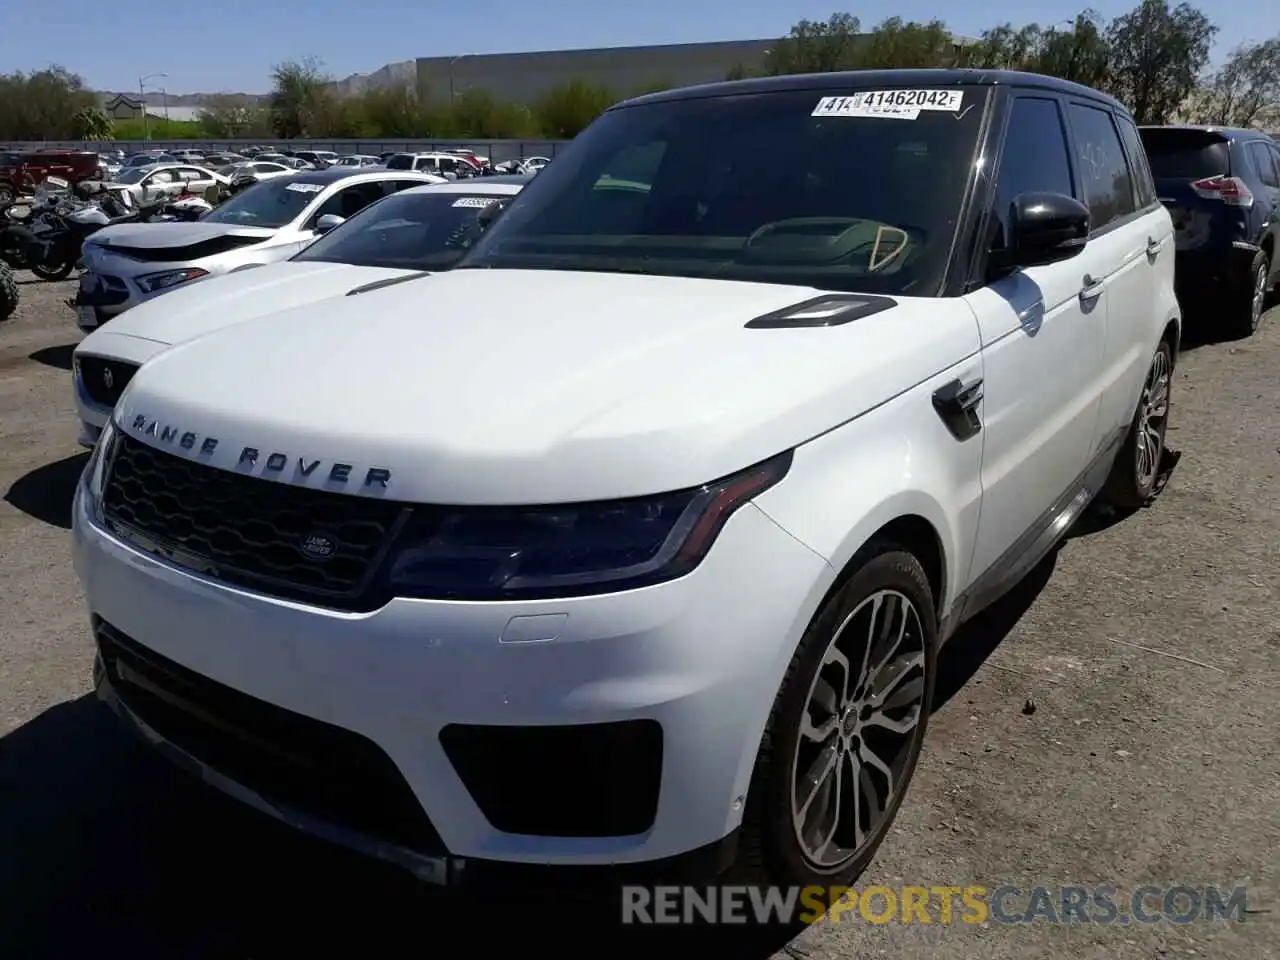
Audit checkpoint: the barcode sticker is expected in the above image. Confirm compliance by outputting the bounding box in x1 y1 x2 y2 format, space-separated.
812 89 964 120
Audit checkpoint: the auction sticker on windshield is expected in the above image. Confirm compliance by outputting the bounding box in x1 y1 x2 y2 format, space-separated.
812 89 963 120
451 196 496 208
285 182 324 193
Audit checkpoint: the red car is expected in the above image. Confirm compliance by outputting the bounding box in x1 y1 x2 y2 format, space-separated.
0 150 102 202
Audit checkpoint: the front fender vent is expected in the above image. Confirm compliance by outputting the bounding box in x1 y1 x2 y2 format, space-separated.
746 294 896 329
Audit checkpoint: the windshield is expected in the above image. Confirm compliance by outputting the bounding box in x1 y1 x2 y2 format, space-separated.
203 177 320 228
114 167 151 184
385 154 415 170
460 87 985 295
1139 129 1231 180
295 190 513 270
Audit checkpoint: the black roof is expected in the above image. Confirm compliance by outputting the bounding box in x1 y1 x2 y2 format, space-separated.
619 68 1126 115
1138 123 1275 141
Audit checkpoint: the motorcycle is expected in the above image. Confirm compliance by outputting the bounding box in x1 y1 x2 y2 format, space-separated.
0 179 188 281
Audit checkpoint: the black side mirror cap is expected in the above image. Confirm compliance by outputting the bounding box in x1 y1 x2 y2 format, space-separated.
991 191 1090 273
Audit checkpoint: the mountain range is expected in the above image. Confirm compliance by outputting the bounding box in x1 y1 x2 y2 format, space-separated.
96 58 416 104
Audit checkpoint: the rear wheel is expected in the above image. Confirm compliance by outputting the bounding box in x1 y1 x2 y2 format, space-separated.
0 261 18 321
1231 250 1269 337
1102 339 1173 508
31 259 75 281
733 542 936 890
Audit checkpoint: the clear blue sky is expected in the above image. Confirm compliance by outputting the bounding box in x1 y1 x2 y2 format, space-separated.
2 0 1276 94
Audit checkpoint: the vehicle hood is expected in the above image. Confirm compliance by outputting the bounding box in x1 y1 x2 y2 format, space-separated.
88 220 277 250
94 261 423 346
118 269 981 504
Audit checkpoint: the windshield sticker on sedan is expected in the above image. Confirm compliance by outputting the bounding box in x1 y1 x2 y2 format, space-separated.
869 225 911 272
285 182 324 193
452 196 497 208
812 89 964 120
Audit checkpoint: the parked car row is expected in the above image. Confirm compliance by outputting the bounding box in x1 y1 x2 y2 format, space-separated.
25 69 1280 905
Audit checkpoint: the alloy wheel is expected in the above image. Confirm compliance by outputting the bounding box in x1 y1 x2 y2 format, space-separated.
791 589 926 869
1251 263 1267 331
1135 348 1171 490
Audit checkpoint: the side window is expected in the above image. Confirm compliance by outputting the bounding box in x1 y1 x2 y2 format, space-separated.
1247 142 1280 188
389 179 425 194
147 169 175 184
1067 102 1137 231
310 183 387 224
990 97 1075 250
1115 115 1158 208
177 167 206 182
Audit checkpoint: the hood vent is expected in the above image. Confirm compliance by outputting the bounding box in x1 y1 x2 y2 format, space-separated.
92 234 266 263
346 272 431 296
746 294 896 329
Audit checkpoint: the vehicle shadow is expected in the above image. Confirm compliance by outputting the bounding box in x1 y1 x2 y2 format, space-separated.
0 695 802 958
932 549 1059 710
1177 291 1277 351
27 343 75 370
4 452 88 529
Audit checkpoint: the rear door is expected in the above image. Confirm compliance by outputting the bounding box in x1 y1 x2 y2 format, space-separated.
1139 127 1244 254
1246 139 1280 281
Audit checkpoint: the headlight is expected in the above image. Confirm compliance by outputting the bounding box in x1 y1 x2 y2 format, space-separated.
82 419 118 519
385 452 792 601
135 267 208 293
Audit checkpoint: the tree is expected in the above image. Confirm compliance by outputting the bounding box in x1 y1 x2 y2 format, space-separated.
355 85 423 137
71 106 113 140
197 94 270 139
1106 0 1216 124
1030 12 1112 88
535 78 616 138
763 13 863 75
855 17 958 69
1199 37 1280 128
955 23 1045 70
269 57 335 138
0 66 97 140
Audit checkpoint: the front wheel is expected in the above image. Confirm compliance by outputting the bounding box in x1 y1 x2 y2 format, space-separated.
31 259 75 281
733 542 937 889
1230 251 1269 338
1102 339 1174 508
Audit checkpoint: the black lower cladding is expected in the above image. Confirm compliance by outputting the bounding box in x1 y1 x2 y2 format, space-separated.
101 433 406 610
96 618 446 854
439 719 664 837
77 356 138 407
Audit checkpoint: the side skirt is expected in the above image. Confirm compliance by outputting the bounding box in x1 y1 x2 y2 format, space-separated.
938 426 1127 644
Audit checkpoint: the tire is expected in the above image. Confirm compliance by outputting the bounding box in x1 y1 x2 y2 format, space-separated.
1102 339 1174 509
0 261 18 321
733 541 937 891
0 224 32 269
0 186 12 204
31 259 75 281
1231 250 1269 338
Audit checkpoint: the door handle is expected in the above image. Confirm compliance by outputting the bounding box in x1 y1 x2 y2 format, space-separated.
932 377 984 441
1079 274 1105 303
1146 236 1162 258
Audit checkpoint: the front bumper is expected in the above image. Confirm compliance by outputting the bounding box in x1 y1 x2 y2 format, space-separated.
73 480 833 877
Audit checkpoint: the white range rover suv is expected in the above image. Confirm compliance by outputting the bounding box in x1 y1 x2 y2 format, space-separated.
74 69 1178 892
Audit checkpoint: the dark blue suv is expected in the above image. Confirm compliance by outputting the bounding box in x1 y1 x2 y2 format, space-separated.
1139 125 1280 336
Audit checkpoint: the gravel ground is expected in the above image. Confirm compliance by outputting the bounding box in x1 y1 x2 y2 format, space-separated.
1 271 1277 958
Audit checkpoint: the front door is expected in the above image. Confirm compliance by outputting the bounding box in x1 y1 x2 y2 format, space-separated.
961 93 1107 583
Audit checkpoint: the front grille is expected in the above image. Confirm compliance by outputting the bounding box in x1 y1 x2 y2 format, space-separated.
102 433 405 609
440 720 664 837
96 619 446 854
77 356 137 407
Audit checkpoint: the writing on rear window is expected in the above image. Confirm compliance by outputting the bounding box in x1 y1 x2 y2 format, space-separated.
812 90 963 120
285 182 323 193
452 196 497 208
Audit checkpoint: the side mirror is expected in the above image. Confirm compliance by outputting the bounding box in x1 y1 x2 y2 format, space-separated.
315 214 345 234
476 198 510 231
995 192 1090 271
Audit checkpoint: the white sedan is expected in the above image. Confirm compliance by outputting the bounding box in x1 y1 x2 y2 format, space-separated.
109 163 229 203
71 175 529 446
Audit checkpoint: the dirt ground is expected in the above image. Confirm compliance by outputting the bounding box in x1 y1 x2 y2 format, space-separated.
1 271 1276 958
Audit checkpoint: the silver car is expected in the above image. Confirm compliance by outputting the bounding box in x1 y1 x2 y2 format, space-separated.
73 167 445 330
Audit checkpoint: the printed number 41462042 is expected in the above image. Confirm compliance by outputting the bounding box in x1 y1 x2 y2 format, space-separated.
862 89 963 110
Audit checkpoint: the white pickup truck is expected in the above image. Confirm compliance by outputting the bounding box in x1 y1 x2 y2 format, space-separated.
74 68 1178 892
